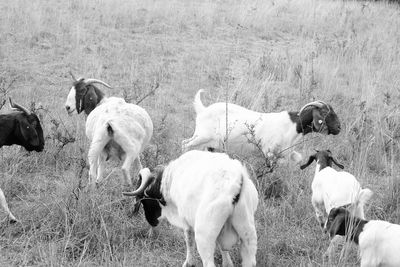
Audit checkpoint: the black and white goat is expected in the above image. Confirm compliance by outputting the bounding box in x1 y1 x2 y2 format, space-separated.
300 150 373 263
123 150 258 267
64 74 153 189
0 98 45 222
182 90 341 162
300 150 373 226
326 207 400 267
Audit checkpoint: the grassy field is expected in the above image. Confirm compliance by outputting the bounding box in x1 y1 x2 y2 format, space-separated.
1 0 400 266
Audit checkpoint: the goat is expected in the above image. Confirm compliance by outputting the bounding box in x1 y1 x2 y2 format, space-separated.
326 207 400 267
300 150 373 226
64 74 153 189
300 150 373 263
0 97 45 223
123 150 258 267
0 98 44 152
182 90 341 163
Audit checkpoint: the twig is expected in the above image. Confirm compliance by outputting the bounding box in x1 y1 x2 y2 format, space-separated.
136 81 160 105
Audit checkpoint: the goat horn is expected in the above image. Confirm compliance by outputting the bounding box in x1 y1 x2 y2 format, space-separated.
298 100 329 115
9 97 31 115
69 71 77 82
84 78 112 89
122 168 153 197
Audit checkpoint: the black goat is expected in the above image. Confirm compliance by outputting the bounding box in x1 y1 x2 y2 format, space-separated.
0 98 45 223
0 98 44 152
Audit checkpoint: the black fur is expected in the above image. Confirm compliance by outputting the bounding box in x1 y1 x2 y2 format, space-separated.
136 166 166 226
232 175 243 204
144 166 165 202
0 111 44 152
288 104 341 135
300 150 344 170
106 124 113 136
141 199 162 227
289 110 315 135
326 207 368 245
73 79 105 115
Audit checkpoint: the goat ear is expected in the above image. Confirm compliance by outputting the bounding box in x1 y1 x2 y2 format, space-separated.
300 155 315 170
311 109 328 133
83 87 99 115
331 156 344 169
75 86 87 114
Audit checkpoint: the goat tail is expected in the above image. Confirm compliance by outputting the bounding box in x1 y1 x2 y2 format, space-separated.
193 89 206 114
233 165 258 212
106 122 114 136
358 188 373 206
352 188 373 219
232 174 244 205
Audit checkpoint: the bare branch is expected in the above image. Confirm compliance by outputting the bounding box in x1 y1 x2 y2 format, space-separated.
244 122 278 177
136 81 160 105
0 73 17 110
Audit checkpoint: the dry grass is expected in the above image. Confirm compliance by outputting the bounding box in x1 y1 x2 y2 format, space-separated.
0 0 400 265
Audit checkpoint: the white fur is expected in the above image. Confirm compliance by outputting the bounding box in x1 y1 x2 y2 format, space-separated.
312 159 373 265
312 163 372 224
65 86 76 114
358 220 400 267
86 97 153 187
149 150 258 267
65 82 153 188
182 89 304 162
0 188 17 222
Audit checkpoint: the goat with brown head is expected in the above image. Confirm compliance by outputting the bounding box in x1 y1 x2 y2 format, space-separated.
0 97 44 152
64 72 153 191
182 90 341 164
65 72 111 115
300 149 344 170
127 166 165 227
0 97 45 223
293 101 341 135
324 206 400 267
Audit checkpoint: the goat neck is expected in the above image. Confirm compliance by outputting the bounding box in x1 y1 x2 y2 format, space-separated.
329 211 368 245
315 157 332 173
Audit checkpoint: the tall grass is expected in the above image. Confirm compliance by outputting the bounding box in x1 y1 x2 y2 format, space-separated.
0 0 400 265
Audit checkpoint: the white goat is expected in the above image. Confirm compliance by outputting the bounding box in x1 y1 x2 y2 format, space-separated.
65 75 153 188
182 90 341 162
300 150 373 263
123 150 258 267
326 207 400 267
300 150 373 225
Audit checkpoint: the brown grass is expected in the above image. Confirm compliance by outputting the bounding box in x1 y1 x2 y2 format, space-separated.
0 0 400 265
